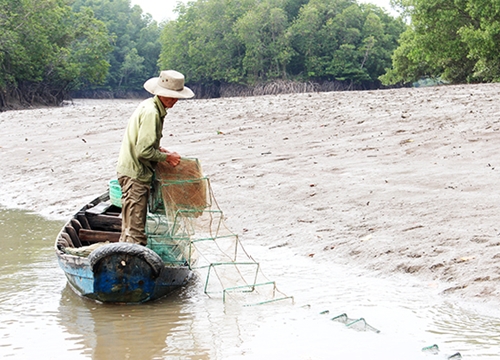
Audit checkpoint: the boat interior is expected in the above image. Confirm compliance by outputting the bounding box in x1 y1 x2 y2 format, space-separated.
56 197 122 252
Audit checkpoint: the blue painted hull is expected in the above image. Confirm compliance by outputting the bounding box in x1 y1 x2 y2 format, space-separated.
56 252 191 303
55 194 192 304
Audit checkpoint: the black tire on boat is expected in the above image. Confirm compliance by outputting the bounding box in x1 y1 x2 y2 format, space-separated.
88 242 164 277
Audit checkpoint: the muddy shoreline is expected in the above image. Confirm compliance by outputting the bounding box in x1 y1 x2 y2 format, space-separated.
2 84 500 306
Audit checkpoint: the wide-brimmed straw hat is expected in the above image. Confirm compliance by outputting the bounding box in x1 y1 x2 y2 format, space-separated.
143 70 194 99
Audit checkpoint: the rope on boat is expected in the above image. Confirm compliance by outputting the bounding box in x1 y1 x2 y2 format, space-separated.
63 242 109 257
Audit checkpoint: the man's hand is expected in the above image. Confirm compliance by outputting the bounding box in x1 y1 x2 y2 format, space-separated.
160 148 181 167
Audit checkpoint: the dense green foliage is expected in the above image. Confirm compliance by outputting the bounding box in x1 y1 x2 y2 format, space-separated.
1 0 404 109
0 0 161 109
71 0 162 92
0 0 111 107
159 0 405 86
5 0 500 109
381 0 500 85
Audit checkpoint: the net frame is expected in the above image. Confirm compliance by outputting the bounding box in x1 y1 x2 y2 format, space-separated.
144 158 293 306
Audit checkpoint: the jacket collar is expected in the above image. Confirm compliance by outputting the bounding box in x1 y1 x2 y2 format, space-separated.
153 95 167 118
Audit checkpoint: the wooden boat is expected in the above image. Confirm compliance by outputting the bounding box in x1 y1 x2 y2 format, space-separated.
54 192 192 304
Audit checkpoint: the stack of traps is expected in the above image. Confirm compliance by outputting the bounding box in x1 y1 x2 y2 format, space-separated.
146 158 293 306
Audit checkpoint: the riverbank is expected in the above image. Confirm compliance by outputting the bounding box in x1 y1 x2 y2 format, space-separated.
1 84 500 305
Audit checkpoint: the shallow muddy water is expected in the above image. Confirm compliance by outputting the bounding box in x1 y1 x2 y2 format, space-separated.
0 209 499 359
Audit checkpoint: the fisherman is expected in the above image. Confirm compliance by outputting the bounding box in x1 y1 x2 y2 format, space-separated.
116 70 194 245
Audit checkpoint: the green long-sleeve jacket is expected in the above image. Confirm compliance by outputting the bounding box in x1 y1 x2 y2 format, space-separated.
116 96 168 183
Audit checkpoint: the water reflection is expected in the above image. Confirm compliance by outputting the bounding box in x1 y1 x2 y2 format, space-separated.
242 243 500 359
1 208 500 359
0 209 66 358
0 208 61 274
427 301 500 356
57 284 211 359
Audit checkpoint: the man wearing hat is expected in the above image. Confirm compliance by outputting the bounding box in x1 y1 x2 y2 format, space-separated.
116 70 194 245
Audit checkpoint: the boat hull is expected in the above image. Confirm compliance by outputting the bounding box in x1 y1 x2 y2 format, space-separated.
57 247 191 303
55 194 192 304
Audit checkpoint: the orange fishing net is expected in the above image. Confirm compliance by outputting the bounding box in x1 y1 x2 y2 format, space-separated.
155 158 208 214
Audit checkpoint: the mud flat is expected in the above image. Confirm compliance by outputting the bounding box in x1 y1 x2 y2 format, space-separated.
2 83 500 305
